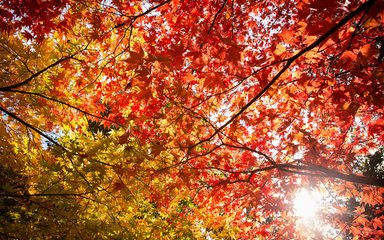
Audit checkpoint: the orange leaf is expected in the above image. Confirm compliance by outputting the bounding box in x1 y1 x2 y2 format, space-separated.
350 226 360 236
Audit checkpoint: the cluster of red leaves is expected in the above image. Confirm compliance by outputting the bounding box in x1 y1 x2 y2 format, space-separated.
1 0 384 238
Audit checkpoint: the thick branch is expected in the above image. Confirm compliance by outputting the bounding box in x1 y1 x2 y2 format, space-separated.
295 163 384 187
277 163 384 187
189 160 384 187
211 161 384 187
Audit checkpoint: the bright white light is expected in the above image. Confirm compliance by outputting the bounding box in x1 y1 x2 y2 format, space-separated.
294 189 321 219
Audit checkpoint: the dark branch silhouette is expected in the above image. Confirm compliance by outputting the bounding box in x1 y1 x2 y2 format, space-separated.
207 0 228 35
0 106 66 150
189 0 376 149
3 89 123 127
0 54 77 91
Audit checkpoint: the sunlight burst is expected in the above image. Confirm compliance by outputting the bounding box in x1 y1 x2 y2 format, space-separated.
294 189 321 219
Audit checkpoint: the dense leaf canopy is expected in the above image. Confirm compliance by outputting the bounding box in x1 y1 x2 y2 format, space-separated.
1 0 384 239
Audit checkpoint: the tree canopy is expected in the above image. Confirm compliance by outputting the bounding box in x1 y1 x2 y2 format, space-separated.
1 0 384 239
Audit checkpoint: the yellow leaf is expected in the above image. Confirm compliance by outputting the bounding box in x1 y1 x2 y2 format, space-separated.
274 44 286 56
342 102 351 110
293 132 304 142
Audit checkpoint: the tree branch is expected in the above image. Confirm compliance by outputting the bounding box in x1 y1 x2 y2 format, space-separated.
0 232 19 239
297 163 384 187
2 89 123 127
207 0 228 35
206 161 384 187
0 192 90 198
0 54 78 91
114 0 171 29
277 163 384 187
189 0 377 149
0 106 67 151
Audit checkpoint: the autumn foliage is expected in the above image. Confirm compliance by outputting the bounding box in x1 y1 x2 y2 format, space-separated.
1 0 384 239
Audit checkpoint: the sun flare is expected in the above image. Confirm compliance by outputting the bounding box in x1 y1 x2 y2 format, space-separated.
294 189 321 219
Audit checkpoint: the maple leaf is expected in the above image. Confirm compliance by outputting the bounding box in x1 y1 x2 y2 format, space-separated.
1 0 384 239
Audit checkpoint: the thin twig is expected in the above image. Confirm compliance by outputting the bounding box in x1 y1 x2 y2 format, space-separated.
207 0 228 35
0 106 66 150
3 89 123 127
0 54 79 91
